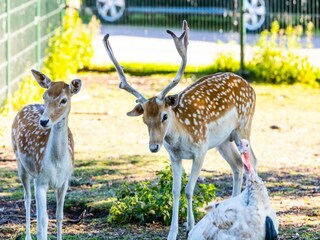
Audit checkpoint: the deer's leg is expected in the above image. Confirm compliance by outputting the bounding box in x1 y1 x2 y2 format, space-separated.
35 180 48 240
56 180 68 240
168 157 182 240
18 163 32 240
185 152 206 234
218 140 243 196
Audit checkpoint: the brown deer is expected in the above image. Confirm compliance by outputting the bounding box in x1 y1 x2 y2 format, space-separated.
11 70 81 240
102 21 257 240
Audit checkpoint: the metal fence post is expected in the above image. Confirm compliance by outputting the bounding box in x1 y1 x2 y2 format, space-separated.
36 0 41 68
6 0 11 97
239 0 246 76
60 0 65 26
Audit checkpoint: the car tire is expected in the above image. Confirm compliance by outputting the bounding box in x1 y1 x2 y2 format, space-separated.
96 0 126 23
244 0 267 32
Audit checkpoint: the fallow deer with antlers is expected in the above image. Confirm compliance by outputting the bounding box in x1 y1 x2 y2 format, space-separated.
11 70 81 240
103 21 257 240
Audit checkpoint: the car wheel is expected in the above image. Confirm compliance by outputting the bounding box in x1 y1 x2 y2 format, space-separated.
96 0 125 22
244 0 266 31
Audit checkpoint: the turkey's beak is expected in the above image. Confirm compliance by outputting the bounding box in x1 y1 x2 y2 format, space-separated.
237 141 244 154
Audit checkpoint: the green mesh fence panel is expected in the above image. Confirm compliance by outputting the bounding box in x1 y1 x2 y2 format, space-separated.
0 42 5 64
0 0 66 105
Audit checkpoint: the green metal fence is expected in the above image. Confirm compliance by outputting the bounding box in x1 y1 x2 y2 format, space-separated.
0 0 66 105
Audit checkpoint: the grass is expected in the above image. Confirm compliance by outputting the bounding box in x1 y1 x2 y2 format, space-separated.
0 169 23 200
83 62 215 78
0 72 319 239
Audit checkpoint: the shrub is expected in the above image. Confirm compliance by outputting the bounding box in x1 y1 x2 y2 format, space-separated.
247 45 316 84
42 9 98 80
247 21 318 85
179 21 318 85
107 165 216 225
211 52 240 73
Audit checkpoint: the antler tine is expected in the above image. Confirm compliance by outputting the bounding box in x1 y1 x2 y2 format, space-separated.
157 20 189 100
102 34 147 103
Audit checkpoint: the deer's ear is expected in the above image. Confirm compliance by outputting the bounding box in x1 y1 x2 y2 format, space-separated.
127 104 144 117
31 69 52 89
165 94 179 108
70 79 82 95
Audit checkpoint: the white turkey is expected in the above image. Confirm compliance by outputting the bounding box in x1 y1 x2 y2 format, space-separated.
188 139 278 240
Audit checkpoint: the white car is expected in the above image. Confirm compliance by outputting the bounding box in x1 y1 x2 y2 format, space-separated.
92 0 318 32
94 0 266 31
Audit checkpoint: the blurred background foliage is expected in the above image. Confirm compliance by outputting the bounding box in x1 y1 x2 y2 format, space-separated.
1 16 319 117
0 8 99 115
42 8 98 80
247 21 319 85
86 20 320 86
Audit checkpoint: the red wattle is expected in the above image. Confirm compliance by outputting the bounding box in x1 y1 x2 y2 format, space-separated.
243 152 251 171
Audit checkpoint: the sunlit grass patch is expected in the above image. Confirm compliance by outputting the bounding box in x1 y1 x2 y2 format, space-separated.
0 169 23 200
279 224 320 240
63 154 169 217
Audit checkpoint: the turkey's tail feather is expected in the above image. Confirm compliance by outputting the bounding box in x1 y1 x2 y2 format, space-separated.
265 216 278 240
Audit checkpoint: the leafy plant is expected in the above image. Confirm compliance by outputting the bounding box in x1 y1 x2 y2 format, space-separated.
42 9 98 81
1 76 45 115
211 51 240 73
201 21 317 85
247 21 318 85
107 165 216 225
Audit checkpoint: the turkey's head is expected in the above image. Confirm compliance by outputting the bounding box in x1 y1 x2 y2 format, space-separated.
238 139 252 173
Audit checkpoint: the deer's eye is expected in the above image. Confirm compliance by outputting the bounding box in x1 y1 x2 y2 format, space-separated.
162 113 168 122
60 98 67 105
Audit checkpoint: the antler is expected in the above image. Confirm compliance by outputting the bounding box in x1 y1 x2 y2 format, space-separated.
157 20 189 101
102 34 147 103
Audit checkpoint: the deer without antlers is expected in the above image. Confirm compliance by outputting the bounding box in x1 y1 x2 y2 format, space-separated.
103 20 257 240
11 70 82 240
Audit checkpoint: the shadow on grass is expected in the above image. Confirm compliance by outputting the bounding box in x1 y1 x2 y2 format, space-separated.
1 157 319 239
278 224 320 240
0 155 167 223
205 167 319 198
14 222 171 240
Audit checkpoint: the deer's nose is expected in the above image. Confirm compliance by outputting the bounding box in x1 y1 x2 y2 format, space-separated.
40 119 49 127
149 144 160 153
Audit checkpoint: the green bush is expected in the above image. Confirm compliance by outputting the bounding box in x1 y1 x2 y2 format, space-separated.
213 21 318 82
107 165 216 225
1 76 45 116
42 9 98 80
247 21 318 85
211 52 240 73
248 48 316 84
